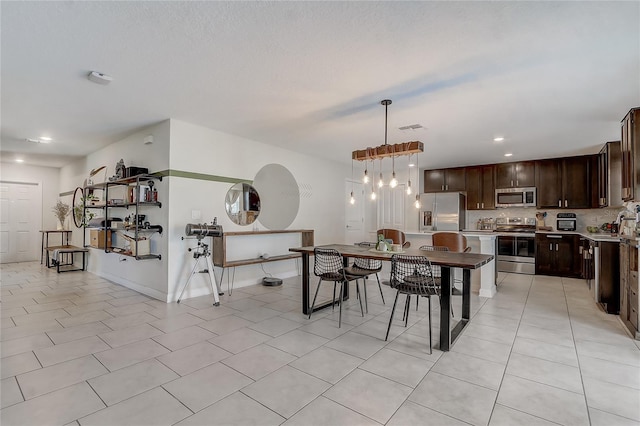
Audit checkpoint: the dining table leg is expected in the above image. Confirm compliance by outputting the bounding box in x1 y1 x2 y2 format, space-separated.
440 266 452 351
301 252 310 315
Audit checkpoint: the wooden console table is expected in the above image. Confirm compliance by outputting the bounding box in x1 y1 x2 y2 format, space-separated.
212 229 314 268
211 229 314 293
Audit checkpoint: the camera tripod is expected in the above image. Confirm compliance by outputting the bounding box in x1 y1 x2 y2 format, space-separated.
177 239 223 306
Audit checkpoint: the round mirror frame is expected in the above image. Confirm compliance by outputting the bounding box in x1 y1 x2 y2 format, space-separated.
224 183 260 226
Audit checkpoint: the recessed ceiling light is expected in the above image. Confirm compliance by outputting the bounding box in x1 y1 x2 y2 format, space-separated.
494 137 505 142
25 138 51 144
504 153 513 157
39 136 52 141
15 159 24 163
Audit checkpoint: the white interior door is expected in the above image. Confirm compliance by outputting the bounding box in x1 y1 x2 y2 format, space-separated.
378 184 406 229
345 180 365 244
0 181 42 263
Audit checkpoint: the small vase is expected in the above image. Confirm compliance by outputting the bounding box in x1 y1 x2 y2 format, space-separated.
57 221 64 231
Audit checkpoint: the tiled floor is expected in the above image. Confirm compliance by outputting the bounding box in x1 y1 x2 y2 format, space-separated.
1 262 640 425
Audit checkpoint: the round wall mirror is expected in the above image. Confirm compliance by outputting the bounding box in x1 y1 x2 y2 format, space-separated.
225 183 260 225
253 164 299 230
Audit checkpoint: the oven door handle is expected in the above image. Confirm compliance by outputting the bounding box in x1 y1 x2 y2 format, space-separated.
546 235 563 239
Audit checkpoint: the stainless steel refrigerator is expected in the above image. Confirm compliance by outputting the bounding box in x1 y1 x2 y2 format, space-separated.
419 192 466 231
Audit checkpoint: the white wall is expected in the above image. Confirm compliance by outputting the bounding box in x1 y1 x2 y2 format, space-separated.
1 162 61 231
59 120 171 300
166 120 350 301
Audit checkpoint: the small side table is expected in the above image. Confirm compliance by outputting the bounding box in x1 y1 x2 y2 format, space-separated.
39 230 72 265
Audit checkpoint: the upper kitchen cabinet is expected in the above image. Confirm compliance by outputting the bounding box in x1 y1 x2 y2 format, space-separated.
621 108 640 201
495 161 535 189
536 156 595 209
424 167 466 192
598 141 623 208
466 165 495 210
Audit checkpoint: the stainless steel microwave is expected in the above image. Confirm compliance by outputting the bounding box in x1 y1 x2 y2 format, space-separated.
495 187 536 208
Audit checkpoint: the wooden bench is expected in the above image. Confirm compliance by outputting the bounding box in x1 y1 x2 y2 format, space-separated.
45 245 88 273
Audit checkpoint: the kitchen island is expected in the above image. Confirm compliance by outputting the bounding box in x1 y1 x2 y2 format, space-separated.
405 231 497 298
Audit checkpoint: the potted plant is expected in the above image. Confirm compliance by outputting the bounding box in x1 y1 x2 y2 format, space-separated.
73 194 98 227
52 201 71 230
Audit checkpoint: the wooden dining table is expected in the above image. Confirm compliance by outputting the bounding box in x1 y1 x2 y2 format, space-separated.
289 244 494 351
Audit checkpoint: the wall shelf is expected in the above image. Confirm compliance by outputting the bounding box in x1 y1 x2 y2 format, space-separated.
82 174 162 260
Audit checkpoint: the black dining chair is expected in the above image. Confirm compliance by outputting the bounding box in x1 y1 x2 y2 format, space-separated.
310 247 364 327
385 254 440 354
420 245 453 318
344 257 385 313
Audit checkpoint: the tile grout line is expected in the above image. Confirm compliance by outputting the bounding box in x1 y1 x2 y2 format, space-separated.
485 272 532 424
562 277 593 425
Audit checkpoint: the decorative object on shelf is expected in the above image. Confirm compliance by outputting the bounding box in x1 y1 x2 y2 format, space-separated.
109 159 126 181
351 99 423 204
83 166 107 188
52 200 71 230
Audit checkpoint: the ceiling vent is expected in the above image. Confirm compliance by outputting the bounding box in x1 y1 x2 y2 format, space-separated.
398 124 424 131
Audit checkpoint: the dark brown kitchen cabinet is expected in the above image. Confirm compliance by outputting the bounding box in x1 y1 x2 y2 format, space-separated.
424 167 466 192
495 161 535 189
621 108 640 201
535 233 581 277
620 239 639 338
535 156 594 209
466 165 494 210
598 141 623 208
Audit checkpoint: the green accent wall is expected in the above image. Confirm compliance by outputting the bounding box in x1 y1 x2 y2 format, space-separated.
60 170 250 197
153 169 252 184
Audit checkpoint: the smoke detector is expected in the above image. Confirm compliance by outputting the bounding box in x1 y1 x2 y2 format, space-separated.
88 71 113 85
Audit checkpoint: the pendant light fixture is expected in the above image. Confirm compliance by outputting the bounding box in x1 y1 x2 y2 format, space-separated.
353 99 423 190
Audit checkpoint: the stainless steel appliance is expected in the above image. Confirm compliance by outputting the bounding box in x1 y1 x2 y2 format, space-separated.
419 192 466 231
495 187 536 208
495 217 536 274
557 213 577 231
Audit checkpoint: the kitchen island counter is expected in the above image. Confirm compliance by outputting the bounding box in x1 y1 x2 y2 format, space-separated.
405 231 497 298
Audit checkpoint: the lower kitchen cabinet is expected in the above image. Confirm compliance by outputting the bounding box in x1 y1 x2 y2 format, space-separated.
620 238 639 337
535 233 581 277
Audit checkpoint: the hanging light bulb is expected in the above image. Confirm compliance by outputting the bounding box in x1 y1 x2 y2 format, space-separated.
414 194 421 209
390 171 398 188
363 168 369 184
406 154 413 195
389 149 397 188
378 159 384 187
371 159 377 200
350 191 355 204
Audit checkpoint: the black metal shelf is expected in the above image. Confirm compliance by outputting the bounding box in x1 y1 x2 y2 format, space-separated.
82 174 162 261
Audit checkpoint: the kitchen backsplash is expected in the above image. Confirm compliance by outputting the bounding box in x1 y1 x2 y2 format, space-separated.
467 207 625 232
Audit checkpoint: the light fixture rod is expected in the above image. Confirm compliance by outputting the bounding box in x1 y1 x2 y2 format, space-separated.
382 99 391 146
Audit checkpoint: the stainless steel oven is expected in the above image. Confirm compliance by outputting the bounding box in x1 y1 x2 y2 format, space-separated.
495 217 536 275
497 234 536 274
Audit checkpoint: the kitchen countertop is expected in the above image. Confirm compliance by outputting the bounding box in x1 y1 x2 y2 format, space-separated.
408 229 631 242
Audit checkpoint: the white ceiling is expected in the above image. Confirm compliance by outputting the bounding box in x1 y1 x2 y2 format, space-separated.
1 1 639 169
